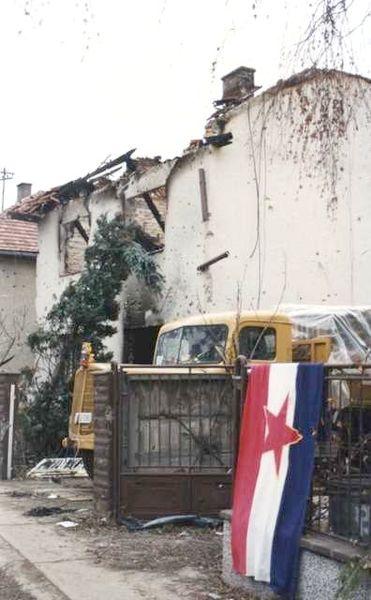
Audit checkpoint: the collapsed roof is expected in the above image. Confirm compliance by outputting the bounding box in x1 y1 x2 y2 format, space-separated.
8 150 164 222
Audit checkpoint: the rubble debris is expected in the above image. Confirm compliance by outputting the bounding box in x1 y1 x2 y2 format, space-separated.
8 490 32 498
24 506 64 517
183 139 204 154
26 457 88 479
8 150 163 222
25 505 80 517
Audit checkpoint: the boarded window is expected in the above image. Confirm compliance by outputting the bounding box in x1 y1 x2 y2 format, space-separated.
60 216 90 275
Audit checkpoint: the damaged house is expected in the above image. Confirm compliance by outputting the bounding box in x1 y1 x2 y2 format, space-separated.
8 66 371 365
159 67 371 321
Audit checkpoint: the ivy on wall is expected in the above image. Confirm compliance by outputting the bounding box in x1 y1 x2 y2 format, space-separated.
20 215 163 459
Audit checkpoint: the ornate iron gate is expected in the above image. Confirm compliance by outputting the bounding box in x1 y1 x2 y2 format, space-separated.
116 370 236 517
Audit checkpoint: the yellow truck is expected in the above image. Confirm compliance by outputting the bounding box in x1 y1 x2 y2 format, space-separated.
64 310 331 476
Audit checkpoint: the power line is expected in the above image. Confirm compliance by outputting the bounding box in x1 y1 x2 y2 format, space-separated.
0 168 14 212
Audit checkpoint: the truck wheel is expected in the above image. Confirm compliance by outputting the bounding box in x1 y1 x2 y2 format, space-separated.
81 449 94 479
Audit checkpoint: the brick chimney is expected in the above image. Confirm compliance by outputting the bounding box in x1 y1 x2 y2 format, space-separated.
222 66 256 101
17 182 32 202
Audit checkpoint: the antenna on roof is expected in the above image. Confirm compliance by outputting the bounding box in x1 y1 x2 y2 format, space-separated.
0 167 14 212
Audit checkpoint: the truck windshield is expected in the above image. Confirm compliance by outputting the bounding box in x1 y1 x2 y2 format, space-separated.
155 324 228 365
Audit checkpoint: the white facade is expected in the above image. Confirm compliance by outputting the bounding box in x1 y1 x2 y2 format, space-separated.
160 71 371 323
36 186 124 359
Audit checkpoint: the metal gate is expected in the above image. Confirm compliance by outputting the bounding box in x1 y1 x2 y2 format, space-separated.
115 370 236 518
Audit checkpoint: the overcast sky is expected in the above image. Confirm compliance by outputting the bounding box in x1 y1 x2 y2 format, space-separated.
0 0 370 207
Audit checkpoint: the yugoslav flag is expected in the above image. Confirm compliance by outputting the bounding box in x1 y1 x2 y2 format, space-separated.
231 363 323 598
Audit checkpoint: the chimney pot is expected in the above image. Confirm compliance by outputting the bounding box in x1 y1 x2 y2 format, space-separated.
222 66 256 101
17 182 32 203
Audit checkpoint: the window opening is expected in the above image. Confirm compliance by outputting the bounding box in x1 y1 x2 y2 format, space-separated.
239 326 276 360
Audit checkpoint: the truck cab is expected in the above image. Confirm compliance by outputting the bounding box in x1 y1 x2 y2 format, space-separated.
154 311 293 365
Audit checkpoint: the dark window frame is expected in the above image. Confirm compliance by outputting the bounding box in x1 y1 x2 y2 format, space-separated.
238 325 277 360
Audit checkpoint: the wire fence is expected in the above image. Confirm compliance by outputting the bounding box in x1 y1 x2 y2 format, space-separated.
307 365 371 545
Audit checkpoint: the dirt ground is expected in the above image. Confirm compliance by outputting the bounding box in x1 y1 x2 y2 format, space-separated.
0 478 252 600
78 517 235 599
0 568 36 600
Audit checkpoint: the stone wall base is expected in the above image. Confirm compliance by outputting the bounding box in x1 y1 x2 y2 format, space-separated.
222 520 370 599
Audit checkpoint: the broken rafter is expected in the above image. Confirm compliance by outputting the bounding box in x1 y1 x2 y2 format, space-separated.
142 192 165 232
10 149 138 222
72 218 89 243
88 166 123 184
85 149 137 180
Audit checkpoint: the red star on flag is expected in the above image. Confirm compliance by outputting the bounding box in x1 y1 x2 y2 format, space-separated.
263 396 303 475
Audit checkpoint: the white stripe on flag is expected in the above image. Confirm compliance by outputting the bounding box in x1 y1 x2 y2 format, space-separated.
245 363 298 581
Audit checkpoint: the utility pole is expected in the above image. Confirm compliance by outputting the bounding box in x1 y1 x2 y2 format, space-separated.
1 168 14 212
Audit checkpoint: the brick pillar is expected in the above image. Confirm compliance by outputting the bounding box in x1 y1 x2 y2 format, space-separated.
93 370 115 516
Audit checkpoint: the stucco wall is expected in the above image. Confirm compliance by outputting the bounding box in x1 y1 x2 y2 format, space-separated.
161 72 371 322
36 187 124 361
0 256 36 372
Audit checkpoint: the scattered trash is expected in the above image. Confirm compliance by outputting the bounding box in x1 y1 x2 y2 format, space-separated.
27 458 88 479
207 593 221 599
119 514 223 531
8 491 32 498
25 506 64 517
57 520 78 528
47 493 58 499
24 505 79 517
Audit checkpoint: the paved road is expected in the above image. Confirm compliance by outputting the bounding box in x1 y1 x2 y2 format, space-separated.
0 481 184 600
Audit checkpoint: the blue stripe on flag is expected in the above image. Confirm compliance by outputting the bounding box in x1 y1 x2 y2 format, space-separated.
270 363 324 598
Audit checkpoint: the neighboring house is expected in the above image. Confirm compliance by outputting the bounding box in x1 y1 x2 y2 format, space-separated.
9 156 170 363
0 213 37 371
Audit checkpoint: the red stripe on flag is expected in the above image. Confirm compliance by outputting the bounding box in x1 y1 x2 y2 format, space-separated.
231 364 270 574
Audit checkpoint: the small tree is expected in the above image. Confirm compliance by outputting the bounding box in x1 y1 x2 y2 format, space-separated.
0 310 28 369
22 215 163 459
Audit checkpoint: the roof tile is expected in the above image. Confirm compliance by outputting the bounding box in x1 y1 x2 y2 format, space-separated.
0 215 38 255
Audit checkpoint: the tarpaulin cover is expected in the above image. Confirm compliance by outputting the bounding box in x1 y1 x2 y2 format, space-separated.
281 305 371 364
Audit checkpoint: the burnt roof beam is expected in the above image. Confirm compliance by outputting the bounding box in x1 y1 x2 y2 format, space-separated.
142 192 165 232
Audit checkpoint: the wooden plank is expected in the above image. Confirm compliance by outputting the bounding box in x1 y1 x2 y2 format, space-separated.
198 168 209 222
142 192 165 232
